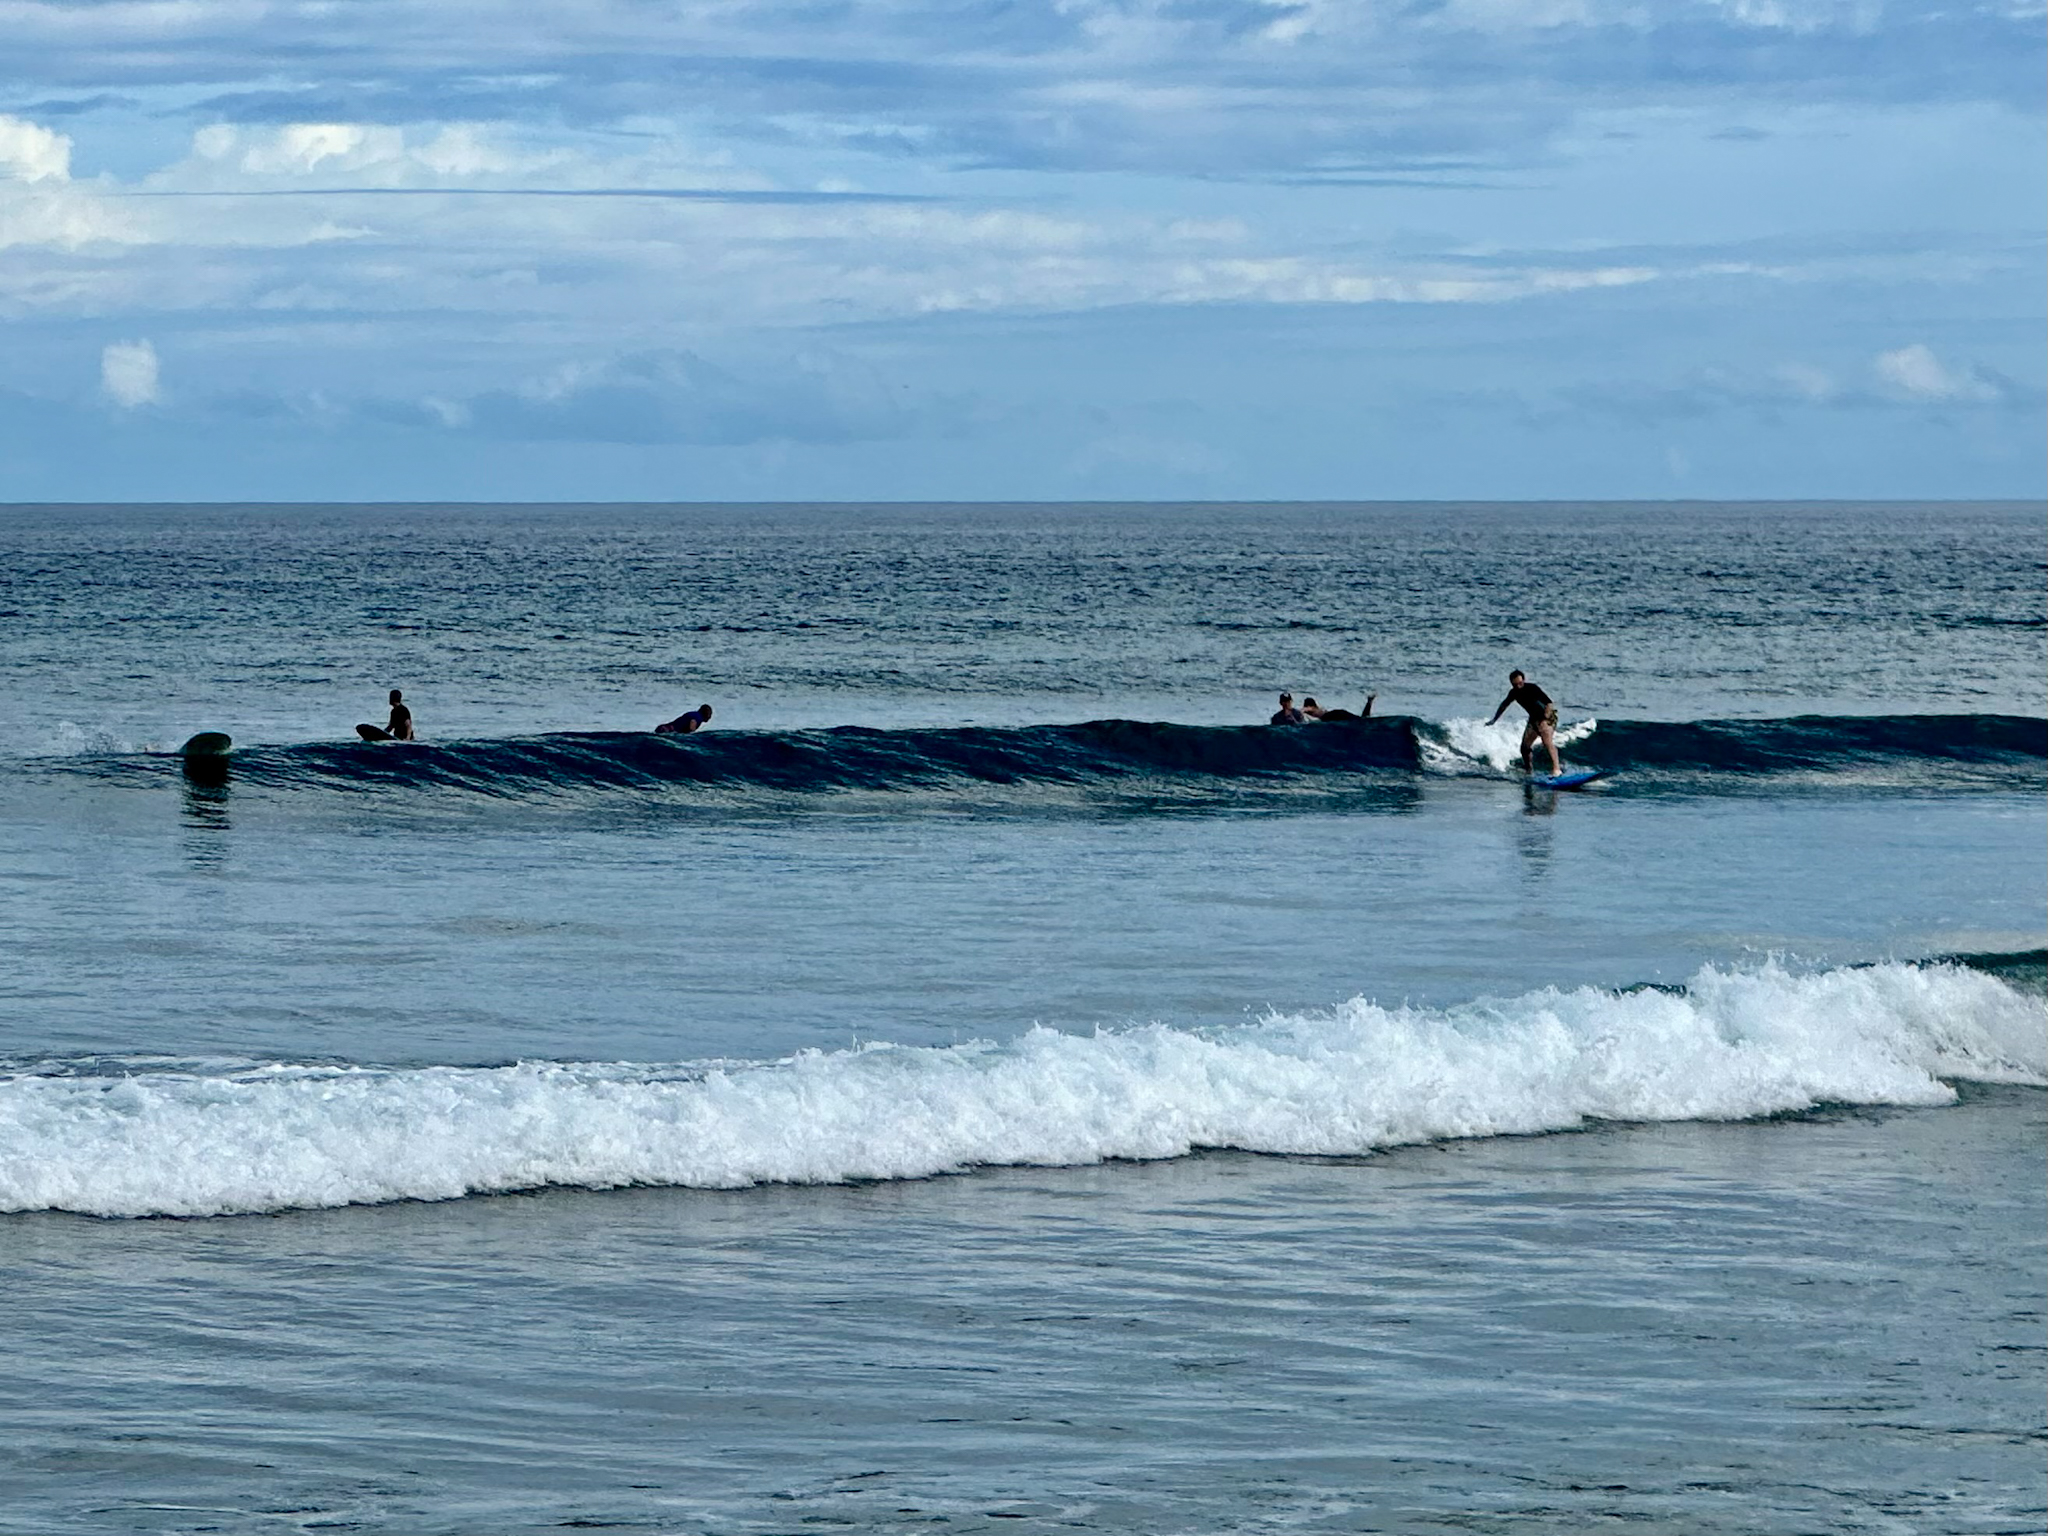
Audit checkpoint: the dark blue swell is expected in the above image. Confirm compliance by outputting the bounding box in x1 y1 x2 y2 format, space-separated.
1557 714 2046 775
94 712 2046 803
216 718 1424 798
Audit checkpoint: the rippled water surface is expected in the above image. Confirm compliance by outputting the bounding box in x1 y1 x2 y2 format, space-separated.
1 501 2043 1534
7 500 2041 747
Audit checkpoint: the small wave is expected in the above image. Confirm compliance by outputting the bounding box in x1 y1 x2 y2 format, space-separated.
4 960 2040 1219
139 719 1425 804
47 712 2048 807
1565 714 2048 775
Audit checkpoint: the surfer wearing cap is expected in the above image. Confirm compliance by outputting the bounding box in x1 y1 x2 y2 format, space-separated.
1303 694 1376 722
1270 693 1306 725
385 689 415 740
1488 670 1560 776
656 704 713 734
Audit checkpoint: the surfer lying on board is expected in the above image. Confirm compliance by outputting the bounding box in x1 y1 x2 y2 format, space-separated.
1270 693 1306 725
656 704 713 734
1487 670 1561 776
384 690 415 740
1303 694 1376 722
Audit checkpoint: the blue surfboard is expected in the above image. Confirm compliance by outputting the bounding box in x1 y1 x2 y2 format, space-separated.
1530 769 1609 790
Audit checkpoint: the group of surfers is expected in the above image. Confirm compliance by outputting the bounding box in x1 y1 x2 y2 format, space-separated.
366 689 713 741
1267 692 1375 725
364 667 1563 776
1271 669 1562 776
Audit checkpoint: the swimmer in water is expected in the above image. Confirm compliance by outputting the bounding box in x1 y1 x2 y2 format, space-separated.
656 704 713 734
1270 693 1306 725
385 689 415 740
1487 670 1560 776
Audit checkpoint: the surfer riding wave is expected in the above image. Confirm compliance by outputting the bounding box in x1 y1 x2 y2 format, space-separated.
1488 671 1561 777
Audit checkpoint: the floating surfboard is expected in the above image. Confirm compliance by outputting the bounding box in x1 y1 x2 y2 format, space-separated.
180 731 232 757
1530 769 1610 790
356 723 393 741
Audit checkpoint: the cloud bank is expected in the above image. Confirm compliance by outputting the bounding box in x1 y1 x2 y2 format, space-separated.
0 0 2039 496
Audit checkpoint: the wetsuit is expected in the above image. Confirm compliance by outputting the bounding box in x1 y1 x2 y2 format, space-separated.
1498 682 1556 728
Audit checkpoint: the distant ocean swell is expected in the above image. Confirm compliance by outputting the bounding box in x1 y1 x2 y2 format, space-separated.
6 959 2041 1219
88 712 2048 802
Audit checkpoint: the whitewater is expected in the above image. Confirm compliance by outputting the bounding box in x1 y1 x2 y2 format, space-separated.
8 961 2040 1219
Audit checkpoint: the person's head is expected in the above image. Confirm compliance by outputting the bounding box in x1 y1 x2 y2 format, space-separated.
698 704 712 719
1508 671 1524 686
1278 692 1293 706
389 688 403 704
1302 697 1321 714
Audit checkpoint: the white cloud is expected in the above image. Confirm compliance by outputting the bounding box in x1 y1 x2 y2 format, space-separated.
176 120 637 189
1772 361 1838 401
0 114 153 253
452 347 915 445
101 339 161 407
0 113 71 181
0 183 144 251
259 123 390 174
1872 342 2003 403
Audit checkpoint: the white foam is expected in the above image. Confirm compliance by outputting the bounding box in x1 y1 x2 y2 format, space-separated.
27 720 148 758
3 961 2041 1218
1423 713 1598 775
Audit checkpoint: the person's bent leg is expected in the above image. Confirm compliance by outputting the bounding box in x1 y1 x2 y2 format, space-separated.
1539 721 1560 776
1519 721 1537 772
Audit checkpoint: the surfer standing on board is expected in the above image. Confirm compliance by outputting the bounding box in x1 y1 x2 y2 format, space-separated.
1487 670 1561 776
385 689 415 740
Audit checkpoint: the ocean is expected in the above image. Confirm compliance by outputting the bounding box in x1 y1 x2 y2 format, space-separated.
1 500 2043 1535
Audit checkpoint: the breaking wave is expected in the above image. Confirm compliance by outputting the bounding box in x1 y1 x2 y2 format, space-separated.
4 958 2041 1219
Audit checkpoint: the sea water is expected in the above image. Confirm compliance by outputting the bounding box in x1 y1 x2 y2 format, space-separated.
0 501 2042 1534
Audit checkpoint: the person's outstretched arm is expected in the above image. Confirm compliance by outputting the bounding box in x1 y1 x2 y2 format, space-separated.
1486 693 1513 725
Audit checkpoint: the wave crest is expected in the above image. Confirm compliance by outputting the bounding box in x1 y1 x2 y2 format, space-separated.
51 712 2048 807
5 960 2040 1219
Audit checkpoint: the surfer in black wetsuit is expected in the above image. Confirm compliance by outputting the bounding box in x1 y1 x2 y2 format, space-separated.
1270 693 1306 725
656 704 713 734
385 690 415 740
1303 694 1376 722
1487 670 1560 776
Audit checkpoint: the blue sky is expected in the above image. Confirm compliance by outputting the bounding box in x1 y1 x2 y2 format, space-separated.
1 0 2041 500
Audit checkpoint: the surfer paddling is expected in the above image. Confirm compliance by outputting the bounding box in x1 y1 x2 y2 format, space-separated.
656 704 713 734
1487 670 1561 776
1303 694 1376 722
